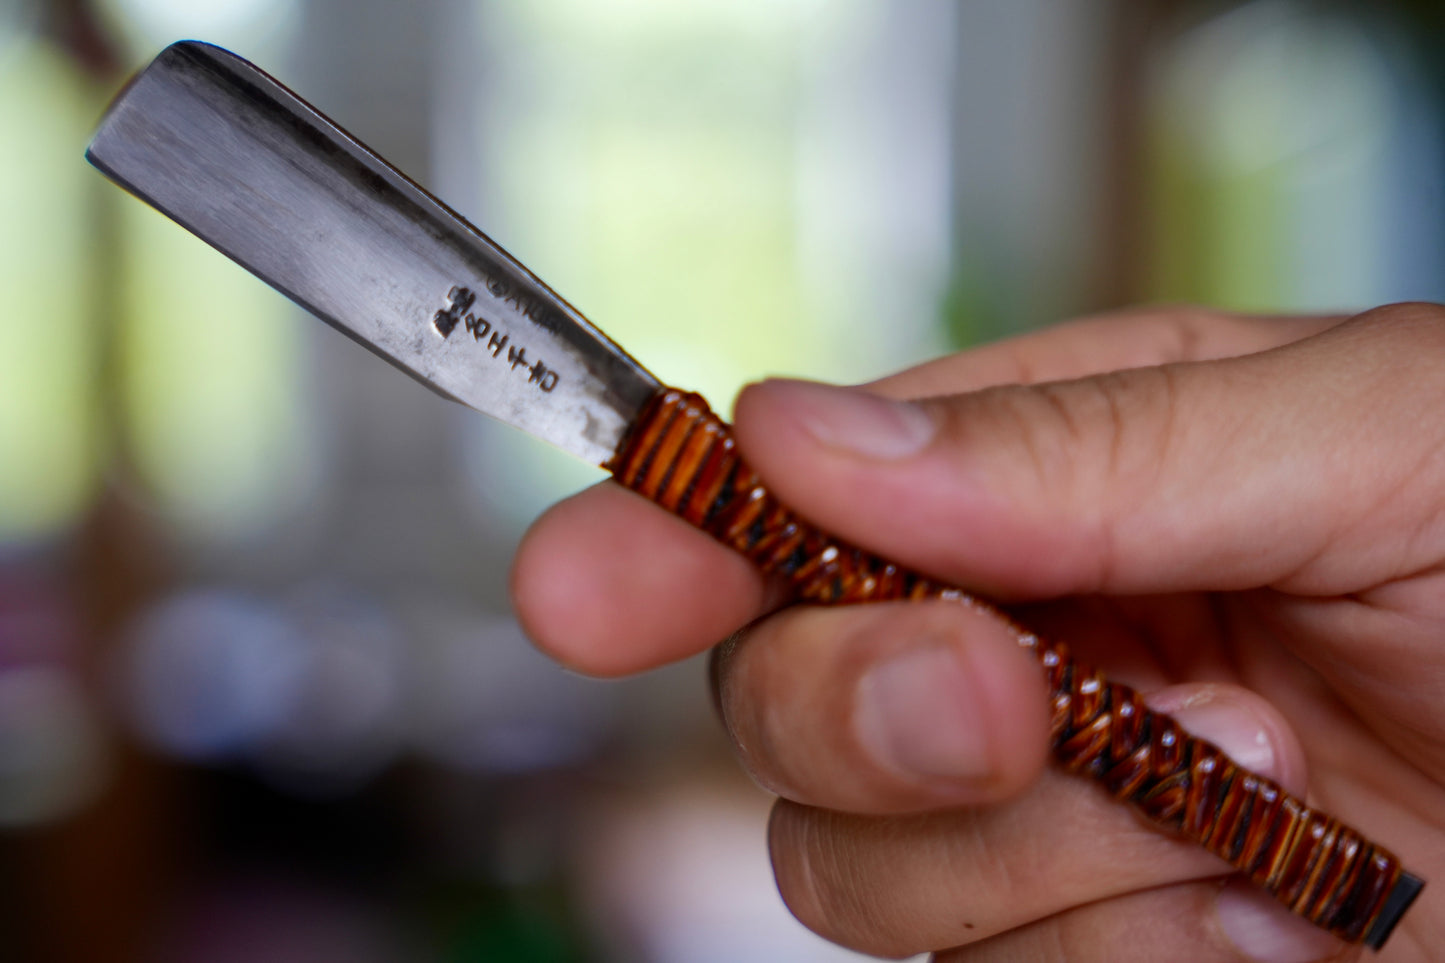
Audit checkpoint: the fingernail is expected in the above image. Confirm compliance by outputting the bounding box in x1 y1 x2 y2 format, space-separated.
1216 879 1343 962
1147 686 1276 775
759 379 935 460
855 646 992 782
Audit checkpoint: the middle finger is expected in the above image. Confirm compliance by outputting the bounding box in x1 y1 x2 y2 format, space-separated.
768 682 1302 960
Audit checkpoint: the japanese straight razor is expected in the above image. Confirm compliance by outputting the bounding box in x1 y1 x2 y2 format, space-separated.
86 41 1421 948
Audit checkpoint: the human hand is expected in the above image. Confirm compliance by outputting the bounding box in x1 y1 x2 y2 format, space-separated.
512 303 1445 961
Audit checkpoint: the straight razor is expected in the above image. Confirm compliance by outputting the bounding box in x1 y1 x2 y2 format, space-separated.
86 41 1422 949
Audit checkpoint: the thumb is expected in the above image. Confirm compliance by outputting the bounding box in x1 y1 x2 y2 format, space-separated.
732 305 1445 599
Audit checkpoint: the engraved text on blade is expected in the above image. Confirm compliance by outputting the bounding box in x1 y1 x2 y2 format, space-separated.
432 285 560 392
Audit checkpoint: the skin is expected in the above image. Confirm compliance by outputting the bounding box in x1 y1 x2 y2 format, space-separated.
512 303 1445 961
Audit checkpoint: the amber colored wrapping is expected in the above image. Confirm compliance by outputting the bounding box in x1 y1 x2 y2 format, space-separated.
609 389 1424 949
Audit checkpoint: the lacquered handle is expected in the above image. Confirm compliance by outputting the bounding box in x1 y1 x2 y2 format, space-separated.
609 389 1423 950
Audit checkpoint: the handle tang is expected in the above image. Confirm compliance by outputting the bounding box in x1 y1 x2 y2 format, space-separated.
609 389 1424 950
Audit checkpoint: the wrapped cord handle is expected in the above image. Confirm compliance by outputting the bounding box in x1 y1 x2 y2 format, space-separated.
609 389 1424 950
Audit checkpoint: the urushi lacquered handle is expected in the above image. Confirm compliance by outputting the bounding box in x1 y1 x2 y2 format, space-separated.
609 389 1424 950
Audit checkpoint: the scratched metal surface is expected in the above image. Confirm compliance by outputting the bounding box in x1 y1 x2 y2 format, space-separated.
86 41 661 467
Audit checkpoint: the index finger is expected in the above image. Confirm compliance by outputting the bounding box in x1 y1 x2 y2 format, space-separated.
512 480 771 676
867 307 1341 399
512 308 1339 676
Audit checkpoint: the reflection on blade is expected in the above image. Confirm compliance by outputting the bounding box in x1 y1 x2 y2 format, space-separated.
86 41 660 467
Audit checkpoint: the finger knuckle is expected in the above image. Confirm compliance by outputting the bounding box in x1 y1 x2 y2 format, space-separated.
1341 301 1445 357
955 371 1175 593
769 803 920 956
942 383 1075 500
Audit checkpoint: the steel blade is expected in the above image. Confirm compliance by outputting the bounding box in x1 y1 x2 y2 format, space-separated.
86 40 660 467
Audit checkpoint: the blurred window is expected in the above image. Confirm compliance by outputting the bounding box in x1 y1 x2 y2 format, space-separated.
113 197 315 543
1145 1 1445 311
450 0 957 530
0 35 102 549
98 0 299 56
89 5 316 545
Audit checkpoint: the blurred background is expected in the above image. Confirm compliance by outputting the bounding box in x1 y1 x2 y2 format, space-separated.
2 0 1444 960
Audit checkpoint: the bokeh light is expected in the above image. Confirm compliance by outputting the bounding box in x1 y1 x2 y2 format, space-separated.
121 589 310 761
0 665 106 827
